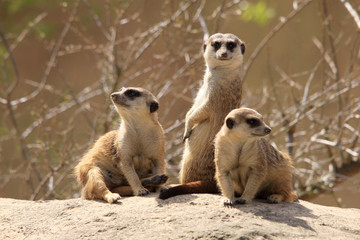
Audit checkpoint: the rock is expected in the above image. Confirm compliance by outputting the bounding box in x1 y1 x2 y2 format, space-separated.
0 194 359 239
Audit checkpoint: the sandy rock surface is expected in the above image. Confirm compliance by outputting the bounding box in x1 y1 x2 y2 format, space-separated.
1 194 359 240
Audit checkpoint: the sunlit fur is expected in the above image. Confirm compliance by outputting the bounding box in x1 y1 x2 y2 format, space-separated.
75 87 166 203
215 108 298 206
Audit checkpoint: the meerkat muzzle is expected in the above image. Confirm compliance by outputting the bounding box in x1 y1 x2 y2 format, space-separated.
111 93 127 106
111 92 119 100
264 127 271 134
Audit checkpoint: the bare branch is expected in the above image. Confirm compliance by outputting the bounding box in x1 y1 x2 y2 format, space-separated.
242 0 314 82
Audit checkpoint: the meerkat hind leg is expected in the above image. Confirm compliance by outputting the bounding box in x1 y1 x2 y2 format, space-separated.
83 167 121 204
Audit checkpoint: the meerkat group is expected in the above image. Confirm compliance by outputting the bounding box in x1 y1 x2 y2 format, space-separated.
75 33 297 206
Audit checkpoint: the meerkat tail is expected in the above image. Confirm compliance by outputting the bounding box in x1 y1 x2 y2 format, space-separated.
158 181 218 200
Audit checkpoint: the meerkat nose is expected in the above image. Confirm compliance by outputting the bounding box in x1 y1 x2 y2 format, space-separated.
221 52 228 58
111 93 119 100
264 127 272 134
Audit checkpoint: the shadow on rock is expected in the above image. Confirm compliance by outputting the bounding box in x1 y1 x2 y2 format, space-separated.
155 194 198 206
234 200 318 231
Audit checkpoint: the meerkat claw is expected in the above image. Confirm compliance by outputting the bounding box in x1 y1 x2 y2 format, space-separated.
136 188 150 196
222 199 234 207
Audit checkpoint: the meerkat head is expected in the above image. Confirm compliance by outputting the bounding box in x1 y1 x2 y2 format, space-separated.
203 33 245 69
111 87 159 118
223 108 271 139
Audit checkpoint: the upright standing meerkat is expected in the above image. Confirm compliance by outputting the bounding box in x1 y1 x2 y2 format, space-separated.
159 33 245 199
75 87 167 203
214 108 298 206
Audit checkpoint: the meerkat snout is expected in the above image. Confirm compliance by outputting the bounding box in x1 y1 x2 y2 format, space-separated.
264 127 271 134
110 92 127 107
111 92 119 100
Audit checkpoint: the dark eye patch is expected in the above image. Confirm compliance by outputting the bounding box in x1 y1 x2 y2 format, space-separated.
212 41 221 51
124 89 141 98
246 118 260 127
226 42 236 51
226 118 235 129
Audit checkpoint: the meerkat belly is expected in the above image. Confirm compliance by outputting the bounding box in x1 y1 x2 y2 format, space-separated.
181 120 216 182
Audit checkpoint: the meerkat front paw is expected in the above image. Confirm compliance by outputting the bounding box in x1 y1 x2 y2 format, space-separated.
135 187 150 196
142 174 168 186
267 194 283 203
222 198 235 207
104 192 121 204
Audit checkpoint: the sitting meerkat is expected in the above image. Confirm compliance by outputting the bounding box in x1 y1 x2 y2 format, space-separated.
214 108 298 206
75 87 167 203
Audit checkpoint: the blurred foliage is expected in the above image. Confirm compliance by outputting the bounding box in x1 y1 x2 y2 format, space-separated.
241 0 275 26
0 45 5 58
5 0 43 14
1 0 57 38
33 22 56 40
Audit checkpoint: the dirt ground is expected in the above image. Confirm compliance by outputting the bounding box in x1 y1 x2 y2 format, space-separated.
1 193 359 240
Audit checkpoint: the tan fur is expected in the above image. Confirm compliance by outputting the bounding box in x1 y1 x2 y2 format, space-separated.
159 33 245 199
215 108 298 206
74 87 166 203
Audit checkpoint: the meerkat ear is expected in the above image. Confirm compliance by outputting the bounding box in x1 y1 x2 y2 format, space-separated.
240 43 245 54
149 101 159 113
226 118 235 129
203 43 207 52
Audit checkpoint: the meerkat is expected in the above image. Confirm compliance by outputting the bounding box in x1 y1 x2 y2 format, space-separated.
75 87 167 203
214 108 298 206
159 33 245 199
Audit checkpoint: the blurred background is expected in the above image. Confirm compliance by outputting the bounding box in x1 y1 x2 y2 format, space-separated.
0 0 359 208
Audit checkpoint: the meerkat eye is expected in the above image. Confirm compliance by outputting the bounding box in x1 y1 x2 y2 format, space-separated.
246 118 260 127
124 89 141 98
226 118 235 129
226 42 236 51
213 42 221 51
